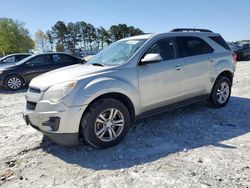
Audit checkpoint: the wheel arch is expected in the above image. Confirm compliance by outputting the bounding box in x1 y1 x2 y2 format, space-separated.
78 92 136 139
215 70 233 83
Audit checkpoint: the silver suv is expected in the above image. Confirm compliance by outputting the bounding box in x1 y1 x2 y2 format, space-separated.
23 28 237 148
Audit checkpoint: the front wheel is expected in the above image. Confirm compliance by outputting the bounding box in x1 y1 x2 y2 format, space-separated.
208 76 232 108
81 98 130 149
5 75 24 90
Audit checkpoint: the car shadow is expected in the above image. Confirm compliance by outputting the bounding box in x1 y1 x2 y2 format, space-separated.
0 86 28 94
41 96 250 170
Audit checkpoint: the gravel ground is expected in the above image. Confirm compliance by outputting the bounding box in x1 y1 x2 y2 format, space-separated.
0 61 250 188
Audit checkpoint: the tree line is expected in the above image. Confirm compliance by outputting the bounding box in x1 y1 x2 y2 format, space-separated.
36 21 144 53
0 17 144 56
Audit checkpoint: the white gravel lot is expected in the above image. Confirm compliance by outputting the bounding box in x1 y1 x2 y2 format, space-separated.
0 61 250 188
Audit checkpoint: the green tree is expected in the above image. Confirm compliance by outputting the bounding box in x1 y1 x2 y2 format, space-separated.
34 29 50 52
46 30 54 51
97 27 111 49
0 18 34 55
78 21 88 49
52 21 68 51
85 23 97 50
66 22 80 51
56 43 64 52
109 24 144 41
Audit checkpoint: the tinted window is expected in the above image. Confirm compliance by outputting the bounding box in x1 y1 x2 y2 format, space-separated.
177 37 213 57
29 55 51 66
16 55 29 62
4 56 15 63
52 54 73 63
209 36 231 50
145 38 176 61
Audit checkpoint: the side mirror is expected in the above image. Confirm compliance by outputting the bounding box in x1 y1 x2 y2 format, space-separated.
26 61 34 67
140 53 162 65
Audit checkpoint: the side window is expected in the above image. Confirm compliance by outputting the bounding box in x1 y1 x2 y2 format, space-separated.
16 55 26 62
4 56 15 63
29 55 50 66
177 37 213 57
52 54 73 63
144 38 176 61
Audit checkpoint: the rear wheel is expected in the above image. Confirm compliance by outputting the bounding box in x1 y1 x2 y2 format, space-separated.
208 76 231 108
81 98 130 149
5 75 24 90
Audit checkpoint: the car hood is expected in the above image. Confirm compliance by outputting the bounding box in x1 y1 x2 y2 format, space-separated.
29 64 113 91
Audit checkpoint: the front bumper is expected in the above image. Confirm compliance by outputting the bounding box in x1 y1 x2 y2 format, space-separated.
23 98 88 146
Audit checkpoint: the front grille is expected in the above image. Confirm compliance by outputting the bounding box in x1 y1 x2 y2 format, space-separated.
29 87 41 94
27 101 37 110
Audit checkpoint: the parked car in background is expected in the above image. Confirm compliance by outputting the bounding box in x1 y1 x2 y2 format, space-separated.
235 44 250 61
0 53 31 64
0 52 84 90
23 28 236 148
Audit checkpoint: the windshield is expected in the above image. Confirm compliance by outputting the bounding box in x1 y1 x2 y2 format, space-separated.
87 39 146 66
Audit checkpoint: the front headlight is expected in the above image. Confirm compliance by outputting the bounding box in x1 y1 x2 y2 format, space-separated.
42 81 76 103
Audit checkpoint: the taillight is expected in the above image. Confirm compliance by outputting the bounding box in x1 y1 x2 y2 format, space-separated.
232 52 237 64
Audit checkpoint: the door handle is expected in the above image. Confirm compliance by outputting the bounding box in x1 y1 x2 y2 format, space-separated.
176 64 183 70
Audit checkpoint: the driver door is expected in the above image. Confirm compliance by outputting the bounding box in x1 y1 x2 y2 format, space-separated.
138 37 186 112
24 55 52 81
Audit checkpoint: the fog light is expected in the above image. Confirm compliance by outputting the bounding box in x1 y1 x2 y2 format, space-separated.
42 117 60 131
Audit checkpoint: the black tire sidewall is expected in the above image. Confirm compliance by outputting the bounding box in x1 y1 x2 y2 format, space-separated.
5 75 23 90
211 77 232 108
82 99 130 149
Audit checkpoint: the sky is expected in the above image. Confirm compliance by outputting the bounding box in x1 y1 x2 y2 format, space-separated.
0 0 249 41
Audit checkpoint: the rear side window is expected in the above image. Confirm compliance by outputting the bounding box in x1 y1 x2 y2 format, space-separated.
144 38 177 61
29 55 51 66
52 54 73 63
16 55 29 62
209 36 231 50
177 37 214 57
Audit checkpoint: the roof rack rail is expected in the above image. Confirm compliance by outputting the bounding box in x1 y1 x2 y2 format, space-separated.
171 28 213 33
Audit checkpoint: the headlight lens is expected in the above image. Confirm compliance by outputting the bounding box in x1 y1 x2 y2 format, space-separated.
42 81 76 103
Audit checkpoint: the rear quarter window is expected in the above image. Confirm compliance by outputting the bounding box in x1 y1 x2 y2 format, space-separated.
209 36 231 50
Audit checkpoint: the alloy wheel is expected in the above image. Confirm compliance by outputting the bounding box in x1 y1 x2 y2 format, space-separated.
216 81 230 104
94 108 124 142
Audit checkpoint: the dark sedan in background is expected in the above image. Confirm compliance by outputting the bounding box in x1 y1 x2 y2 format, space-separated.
0 52 84 90
0 53 31 64
234 44 250 61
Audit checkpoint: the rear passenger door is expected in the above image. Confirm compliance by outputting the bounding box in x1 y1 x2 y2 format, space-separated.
176 36 214 97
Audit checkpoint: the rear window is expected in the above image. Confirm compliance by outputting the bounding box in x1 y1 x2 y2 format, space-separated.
209 36 231 50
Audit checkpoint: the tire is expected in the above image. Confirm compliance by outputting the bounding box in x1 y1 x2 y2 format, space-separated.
81 98 130 149
208 76 232 108
5 75 24 90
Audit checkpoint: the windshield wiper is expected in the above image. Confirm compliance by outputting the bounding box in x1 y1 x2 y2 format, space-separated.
91 63 105 67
